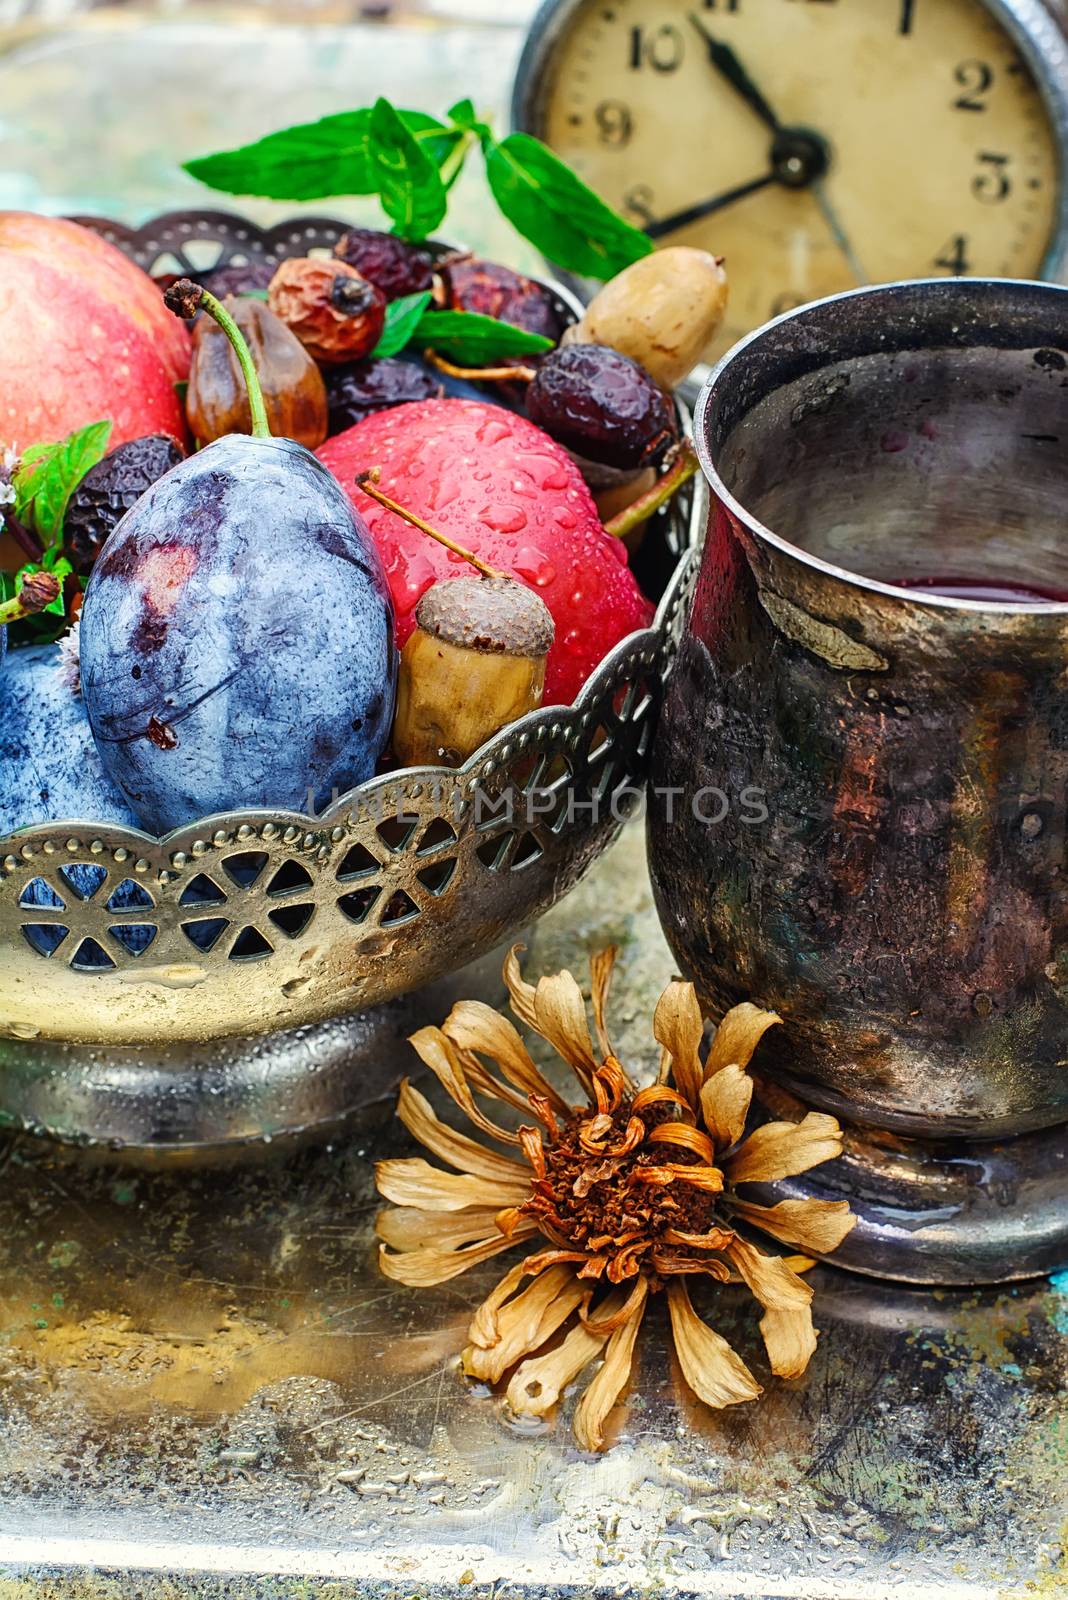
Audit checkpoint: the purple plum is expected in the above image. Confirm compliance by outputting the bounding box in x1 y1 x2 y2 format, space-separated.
0 643 140 836
79 433 396 833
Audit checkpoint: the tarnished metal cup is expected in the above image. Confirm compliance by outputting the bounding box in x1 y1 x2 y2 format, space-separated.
647 280 1068 1280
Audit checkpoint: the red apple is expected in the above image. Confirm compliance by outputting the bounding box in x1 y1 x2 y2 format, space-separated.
319 399 654 705
0 212 190 452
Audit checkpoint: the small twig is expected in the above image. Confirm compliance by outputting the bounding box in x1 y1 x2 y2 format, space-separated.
602 444 700 541
356 468 506 581
423 349 538 384
2 512 43 563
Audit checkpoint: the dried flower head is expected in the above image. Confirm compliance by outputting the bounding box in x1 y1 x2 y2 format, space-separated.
375 948 855 1451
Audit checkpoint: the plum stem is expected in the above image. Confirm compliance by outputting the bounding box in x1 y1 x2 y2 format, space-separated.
602 443 699 540
198 287 272 440
355 469 506 582
163 278 271 439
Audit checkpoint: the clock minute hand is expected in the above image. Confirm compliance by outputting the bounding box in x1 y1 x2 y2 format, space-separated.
645 172 776 240
687 13 783 133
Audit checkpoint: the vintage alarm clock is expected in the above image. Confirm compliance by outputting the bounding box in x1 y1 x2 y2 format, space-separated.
512 0 1068 362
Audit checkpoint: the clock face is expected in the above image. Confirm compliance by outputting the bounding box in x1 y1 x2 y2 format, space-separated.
532 0 1062 360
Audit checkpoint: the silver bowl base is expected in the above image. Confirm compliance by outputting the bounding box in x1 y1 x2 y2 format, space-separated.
0 944 511 1168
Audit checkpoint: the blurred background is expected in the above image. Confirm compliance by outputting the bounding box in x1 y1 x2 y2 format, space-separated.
0 0 543 261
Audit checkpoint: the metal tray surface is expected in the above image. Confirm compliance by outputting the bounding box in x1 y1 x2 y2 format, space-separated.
0 828 1065 1597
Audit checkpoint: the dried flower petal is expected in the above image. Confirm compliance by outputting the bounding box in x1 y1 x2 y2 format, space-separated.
652 1251 732 1281
379 1226 535 1286
408 1027 521 1145
631 1163 724 1193
376 1205 507 1252
653 981 705 1110
504 945 539 1031
757 1306 818 1379
631 1084 695 1121
647 1122 717 1163
469 1261 530 1349
396 1080 531 1183
726 1235 816 1379
661 1224 735 1251
534 971 599 1096
666 1279 762 1407
582 1273 648 1335
703 1002 781 1080
376 944 852 1449
506 1318 609 1419
443 1000 570 1118
729 1197 856 1254
375 1157 530 1213
589 945 618 1060
725 1111 844 1184
573 1291 646 1452
699 1062 753 1153
463 1265 588 1384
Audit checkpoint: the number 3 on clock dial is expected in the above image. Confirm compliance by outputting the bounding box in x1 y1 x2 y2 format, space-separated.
525 0 1063 361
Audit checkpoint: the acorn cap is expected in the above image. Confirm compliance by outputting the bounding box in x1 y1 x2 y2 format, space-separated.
415 576 554 658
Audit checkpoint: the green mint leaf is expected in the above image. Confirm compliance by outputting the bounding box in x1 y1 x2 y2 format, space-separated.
369 98 447 242
185 111 376 200
371 290 434 358
0 572 16 605
16 443 55 469
483 132 653 280
12 441 62 524
414 309 553 364
12 420 111 547
35 421 112 546
446 99 489 140
183 108 454 202
42 558 72 615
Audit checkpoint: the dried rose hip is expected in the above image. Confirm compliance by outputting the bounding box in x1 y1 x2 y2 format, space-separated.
334 228 434 300
268 257 387 365
438 256 566 344
65 433 186 574
324 358 442 436
525 344 676 471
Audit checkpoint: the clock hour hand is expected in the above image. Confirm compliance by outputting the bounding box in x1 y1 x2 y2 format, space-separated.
645 172 776 240
687 13 783 132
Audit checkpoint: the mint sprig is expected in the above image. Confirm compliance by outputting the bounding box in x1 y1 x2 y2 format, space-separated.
1 419 108 644
13 420 111 546
369 99 448 241
183 108 460 208
483 133 652 280
372 291 434 358
413 311 552 364
183 101 653 278
371 298 553 365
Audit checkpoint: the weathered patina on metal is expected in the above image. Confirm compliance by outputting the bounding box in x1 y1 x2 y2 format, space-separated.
648 280 1068 1282
0 828 1066 1595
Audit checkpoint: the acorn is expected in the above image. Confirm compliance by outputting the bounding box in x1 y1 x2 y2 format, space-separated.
356 471 554 768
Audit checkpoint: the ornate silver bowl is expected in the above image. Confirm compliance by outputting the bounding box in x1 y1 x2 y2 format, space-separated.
0 210 702 1157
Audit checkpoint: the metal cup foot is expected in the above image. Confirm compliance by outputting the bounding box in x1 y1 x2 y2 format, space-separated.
751 1080 1068 1285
